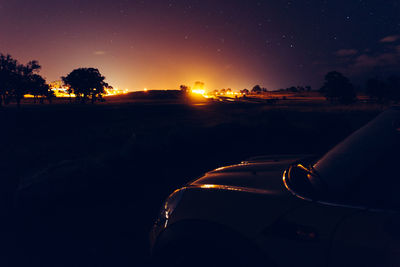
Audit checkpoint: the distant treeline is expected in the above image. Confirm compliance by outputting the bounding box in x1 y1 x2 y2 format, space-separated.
0 53 112 107
240 85 313 94
198 71 400 104
2 52 400 107
318 71 400 104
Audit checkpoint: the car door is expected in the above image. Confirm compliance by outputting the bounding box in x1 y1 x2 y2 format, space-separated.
322 126 400 267
329 209 399 267
258 201 357 267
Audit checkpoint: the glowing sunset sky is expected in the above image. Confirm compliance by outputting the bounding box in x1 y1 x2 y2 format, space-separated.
0 0 399 91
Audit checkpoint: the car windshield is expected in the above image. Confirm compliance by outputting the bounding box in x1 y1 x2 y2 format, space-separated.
313 108 400 206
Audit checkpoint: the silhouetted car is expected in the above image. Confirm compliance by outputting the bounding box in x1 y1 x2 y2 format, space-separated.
150 108 400 267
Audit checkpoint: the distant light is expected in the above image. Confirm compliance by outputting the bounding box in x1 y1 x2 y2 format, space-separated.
192 89 205 95
144 88 148 92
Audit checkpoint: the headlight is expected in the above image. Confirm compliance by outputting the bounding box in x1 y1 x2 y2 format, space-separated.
155 188 186 228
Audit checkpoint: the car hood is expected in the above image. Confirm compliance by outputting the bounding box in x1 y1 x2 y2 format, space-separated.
189 155 308 196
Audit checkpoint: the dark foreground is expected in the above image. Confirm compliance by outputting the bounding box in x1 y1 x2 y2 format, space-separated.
0 99 384 266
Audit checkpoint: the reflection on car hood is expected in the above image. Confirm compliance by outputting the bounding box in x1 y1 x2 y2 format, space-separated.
189 155 308 195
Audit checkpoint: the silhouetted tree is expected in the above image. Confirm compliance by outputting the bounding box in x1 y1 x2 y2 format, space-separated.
305 86 312 92
29 74 49 103
366 78 388 103
252 85 262 94
62 68 111 104
194 81 205 90
287 86 298 92
46 89 55 104
387 75 400 102
180 85 190 94
320 71 356 104
31 74 54 103
0 54 17 107
262 87 268 93
15 60 41 107
241 89 249 95
0 53 42 107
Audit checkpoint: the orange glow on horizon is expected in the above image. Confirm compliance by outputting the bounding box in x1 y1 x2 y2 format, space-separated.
191 89 206 95
28 80 130 98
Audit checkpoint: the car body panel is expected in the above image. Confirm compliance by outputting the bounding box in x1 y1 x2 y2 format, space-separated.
258 201 359 267
168 186 301 241
151 156 365 266
151 109 400 266
330 210 398 267
153 156 359 266
191 161 296 194
168 158 306 240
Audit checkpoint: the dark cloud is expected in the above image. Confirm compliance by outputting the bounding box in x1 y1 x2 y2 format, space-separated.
336 49 358 57
336 35 400 76
347 48 400 74
380 35 400 43
355 53 398 68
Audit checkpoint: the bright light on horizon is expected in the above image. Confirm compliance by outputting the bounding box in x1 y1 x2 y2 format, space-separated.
191 89 206 95
45 81 129 97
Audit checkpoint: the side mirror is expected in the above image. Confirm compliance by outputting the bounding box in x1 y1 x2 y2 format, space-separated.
285 164 319 201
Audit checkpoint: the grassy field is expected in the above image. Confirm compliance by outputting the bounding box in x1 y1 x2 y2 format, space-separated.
0 96 387 266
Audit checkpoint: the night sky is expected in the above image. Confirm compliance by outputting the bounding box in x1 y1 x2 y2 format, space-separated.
0 0 399 91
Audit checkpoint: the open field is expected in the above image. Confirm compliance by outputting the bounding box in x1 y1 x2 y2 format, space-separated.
0 97 387 266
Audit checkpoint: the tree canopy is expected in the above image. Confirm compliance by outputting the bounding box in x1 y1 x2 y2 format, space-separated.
240 89 249 95
251 85 262 94
320 71 356 104
29 74 54 103
0 53 50 107
180 85 190 94
62 68 111 103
